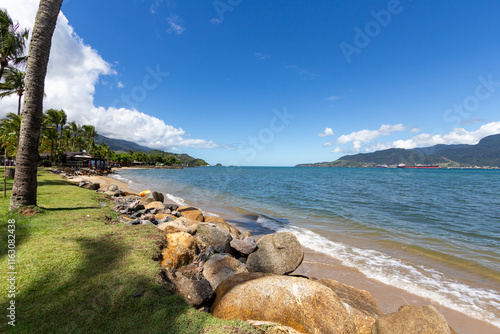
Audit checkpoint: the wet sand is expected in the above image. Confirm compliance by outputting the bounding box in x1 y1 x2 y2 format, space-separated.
80 171 499 334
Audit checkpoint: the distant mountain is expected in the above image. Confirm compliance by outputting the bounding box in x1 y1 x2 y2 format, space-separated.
96 134 153 152
147 150 209 167
297 133 500 168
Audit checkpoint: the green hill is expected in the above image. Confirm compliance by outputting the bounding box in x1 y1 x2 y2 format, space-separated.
147 150 209 167
297 134 500 168
96 135 209 167
96 134 153 152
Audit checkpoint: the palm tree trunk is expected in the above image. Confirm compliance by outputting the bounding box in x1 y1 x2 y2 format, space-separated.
10 0 63 210
0 62 6 81
17 93 22 116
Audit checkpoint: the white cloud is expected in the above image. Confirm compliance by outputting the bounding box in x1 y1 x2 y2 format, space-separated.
253 52 269 60
117 82 124 88
326 96 340 101
332 147 354 154
318 127 334 137
388 122 500 150
0 0 220 151
337 123 407 147
167 14 185 35
334 122 500 153
210 18 222 25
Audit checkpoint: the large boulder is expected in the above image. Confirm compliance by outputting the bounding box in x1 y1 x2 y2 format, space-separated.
79 182 100 190
372 305 451 334
160 232 198 269
246 232 303 275
204 216 241 238
150 191 164 203
230 237 257 255
164 269 214 307
145 201 166 211
155 213 177 222
177 206 205 222
246 320 303 334
211 273 355 334
202 254 248 290
197 223 233 253
128 200 145 211
319 279 382 334
158 217 199 235
319 279 383 316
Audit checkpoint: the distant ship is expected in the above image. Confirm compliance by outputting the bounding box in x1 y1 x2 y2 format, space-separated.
397 164 439 169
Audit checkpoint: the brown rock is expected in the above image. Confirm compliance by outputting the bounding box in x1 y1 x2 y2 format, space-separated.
246 320 303 334
246 232 304 275
319 279 382 334
204 216 241 237
158 217 199 235
160 232 198 268
230 237 257 255
155 213 177 221
319 279 383 317
164 269 213 307
211 273 355 334
145 201 166 210
150 191 164 203
140 213 156 222
372 305 451 334
197 223 233 253
177 206 205 222
202 254 248 290
80 182 100 190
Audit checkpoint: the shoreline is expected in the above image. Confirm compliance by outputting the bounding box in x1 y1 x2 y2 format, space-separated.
75 171 500 334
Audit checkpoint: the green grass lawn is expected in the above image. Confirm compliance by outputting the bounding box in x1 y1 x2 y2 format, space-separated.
0 168 256 333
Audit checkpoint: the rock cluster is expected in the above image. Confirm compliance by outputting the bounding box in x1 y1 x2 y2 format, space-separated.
105 188 454 334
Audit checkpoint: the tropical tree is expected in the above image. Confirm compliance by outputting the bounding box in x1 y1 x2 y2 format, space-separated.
0 66 25 115
0 112 22 155
82 124 97 153
42 108 66 162
10 0 64 210
65 120 81 151
0 9 29 80
94 142 112 159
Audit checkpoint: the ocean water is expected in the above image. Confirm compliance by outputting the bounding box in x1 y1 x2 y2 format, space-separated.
113 167 500 328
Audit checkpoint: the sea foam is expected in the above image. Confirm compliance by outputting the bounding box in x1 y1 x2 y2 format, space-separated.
256 215 500 328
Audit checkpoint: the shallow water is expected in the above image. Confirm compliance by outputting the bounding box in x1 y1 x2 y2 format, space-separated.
114 167 500 328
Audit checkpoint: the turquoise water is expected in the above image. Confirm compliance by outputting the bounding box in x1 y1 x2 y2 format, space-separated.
113 167 500 327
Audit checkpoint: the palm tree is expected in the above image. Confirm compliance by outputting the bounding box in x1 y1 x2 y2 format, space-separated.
0 9 29 80
61 126 72 152
0 112 22 154
10 0 63 210
82 124 97 153
65 120 81 151
0 113 21 198
42 109 66 162
0 66 25 115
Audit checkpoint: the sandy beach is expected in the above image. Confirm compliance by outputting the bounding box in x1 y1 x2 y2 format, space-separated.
68 171 500 334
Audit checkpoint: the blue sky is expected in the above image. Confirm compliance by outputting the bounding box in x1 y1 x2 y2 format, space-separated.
2 0 500 166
